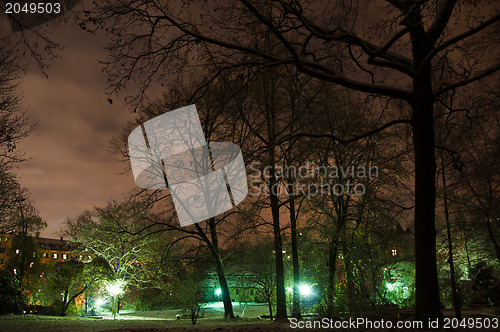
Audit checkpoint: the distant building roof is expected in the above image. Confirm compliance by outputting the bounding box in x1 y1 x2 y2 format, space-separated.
36 237 74 251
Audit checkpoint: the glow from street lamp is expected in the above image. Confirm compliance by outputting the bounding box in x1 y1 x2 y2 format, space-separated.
106 279 126 297
386 282 401 292
215 288 222 296
95 298 105 307
299 284 312 296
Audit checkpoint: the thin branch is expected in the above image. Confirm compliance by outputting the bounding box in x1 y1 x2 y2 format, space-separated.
434 63 500 97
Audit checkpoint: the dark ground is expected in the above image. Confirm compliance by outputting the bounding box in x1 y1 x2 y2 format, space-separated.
0 306 498 332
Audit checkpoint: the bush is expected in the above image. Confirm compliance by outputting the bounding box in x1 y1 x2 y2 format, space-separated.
471 262 500 305
0 269 26 314
133 288 172 311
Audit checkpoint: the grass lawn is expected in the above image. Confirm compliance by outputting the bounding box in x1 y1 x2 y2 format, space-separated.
0 303 295 332
0 314 295 332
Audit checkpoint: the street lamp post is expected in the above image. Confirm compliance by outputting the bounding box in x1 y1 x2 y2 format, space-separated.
106 280 126 319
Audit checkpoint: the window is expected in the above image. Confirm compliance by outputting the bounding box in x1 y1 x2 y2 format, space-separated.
78 255 83 260
391 249 398 256
52 253 58 259
42 253 48 258
15 249 20 254
62 254 68 260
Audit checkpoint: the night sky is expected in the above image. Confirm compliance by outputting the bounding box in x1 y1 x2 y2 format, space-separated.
4 1 497 239
15 22 138 237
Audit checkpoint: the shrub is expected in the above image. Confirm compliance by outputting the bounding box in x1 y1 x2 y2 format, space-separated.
0 269 26 314
471 262 500 305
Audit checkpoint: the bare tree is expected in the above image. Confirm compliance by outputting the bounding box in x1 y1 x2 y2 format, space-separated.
0 5 62 232
82 0 499 320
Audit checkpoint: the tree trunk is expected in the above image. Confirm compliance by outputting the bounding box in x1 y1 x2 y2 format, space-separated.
326 242 338 317
342 240 356 313
85 293 88 316
214 255 234 318
61 289 69 316
262 173 287 320
484 213 500 264
207 218 235 318
112 296 118 319
263 66 287 320
289 198 302 319
409 8 442 321
441 157 462 319
411 91 441 321
485 179 500 264
326 202 346 317
269 174 287 320
268 297 273 320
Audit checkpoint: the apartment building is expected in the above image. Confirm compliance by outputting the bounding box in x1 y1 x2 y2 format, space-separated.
0 233 81 270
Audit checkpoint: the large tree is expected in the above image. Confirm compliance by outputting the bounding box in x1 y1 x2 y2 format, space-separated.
0 3 60 234
48 257 112 315
83 0 500 320
65 201 152 285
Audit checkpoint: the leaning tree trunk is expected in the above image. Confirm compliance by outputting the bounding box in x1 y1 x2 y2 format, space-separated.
207 218 235 318
267 296 274 320
213 256 234 318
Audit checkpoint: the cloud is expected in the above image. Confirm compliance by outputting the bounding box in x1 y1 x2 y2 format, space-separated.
16 22 137 237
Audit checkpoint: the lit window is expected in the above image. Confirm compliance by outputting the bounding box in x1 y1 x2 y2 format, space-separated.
52 253 58 259
42 253 48 258
391 249 398 256
13 268 17 274
78 255 82 260
15 249 20 254
62 254 67 260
